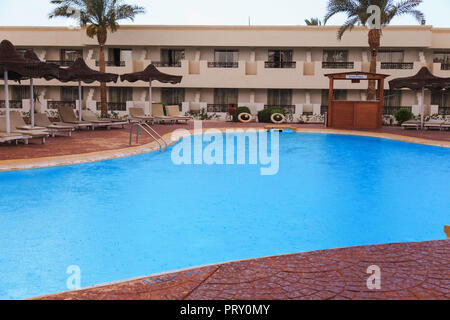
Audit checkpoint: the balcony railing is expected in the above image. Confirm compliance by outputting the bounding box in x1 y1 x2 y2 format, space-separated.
381 62 414 70
383 106 412 115
322 61 354 69
95 61 126 67
96 102 127 111
264 105 296 114
264 61 296 68
207 104 233 113
207 62 239 68
152 61 182 68
438 107 450 115
441 64 450 70
46 60 75 67
48 101 76 109
0 100 23 109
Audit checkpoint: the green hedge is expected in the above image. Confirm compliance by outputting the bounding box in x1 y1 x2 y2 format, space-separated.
233 106 252 122
394 108 414 125
257 107 285 123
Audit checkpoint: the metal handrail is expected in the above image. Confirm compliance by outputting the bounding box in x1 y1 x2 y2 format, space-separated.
129 121 168 152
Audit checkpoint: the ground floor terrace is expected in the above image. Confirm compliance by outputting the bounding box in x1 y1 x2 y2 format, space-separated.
0 122 449 300
2 86 450 122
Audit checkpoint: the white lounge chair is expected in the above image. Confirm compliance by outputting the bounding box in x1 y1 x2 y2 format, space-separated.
152 104 177 124
401 120 420 130
7 112 49 144
35 113 75 137
129 107 154 124
82 110 127 129
424 119 445 130
58 106 94 130
165 105 192 123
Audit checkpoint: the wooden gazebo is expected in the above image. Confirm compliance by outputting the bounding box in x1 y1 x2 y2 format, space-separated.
325 71 389 129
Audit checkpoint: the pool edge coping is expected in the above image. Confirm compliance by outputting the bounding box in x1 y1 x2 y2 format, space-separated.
1 127 449 172
29 239 449 300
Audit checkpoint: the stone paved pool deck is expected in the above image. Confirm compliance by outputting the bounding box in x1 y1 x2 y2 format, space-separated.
1 121 448 300
37 240 449 300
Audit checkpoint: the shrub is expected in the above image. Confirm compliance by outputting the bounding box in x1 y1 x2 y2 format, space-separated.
257 107 285 123
233 106 251 122
394 108 414 125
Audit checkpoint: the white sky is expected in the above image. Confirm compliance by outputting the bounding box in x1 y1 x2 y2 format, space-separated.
0 0 448 27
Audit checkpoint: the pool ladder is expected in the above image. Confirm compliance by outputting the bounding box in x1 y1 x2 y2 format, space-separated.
129 121 168 152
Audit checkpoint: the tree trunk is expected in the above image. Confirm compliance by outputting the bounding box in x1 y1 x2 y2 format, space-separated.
367 29 381 100
97 32 108 117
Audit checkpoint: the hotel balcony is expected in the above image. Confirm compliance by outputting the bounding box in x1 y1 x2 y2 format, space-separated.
432 62 450 77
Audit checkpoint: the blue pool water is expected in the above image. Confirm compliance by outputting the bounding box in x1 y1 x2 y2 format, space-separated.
0 133 449 300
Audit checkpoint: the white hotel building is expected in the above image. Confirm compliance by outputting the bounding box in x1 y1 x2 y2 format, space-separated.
1 25 450 120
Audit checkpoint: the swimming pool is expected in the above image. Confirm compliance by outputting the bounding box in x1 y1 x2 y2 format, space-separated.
0 132 449 300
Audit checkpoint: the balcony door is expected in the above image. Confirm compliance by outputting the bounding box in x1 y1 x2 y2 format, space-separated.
160 49 185 67
323 50 348 63
60 49 83 65
268 89 292 106
108 87 132 111
214 89 238 105
267 50 293 68
213 50 238 68
161 88 185 106
61 86 82 102
108 48 132 67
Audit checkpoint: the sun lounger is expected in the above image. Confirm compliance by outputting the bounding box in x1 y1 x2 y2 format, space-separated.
165 105 192 123
401 120 420 130
82 110 127 129
0 114 47 144
58 106 94 130
442 120 450 130
152 104 177 124
424 119 445 130
0 131 31 145
129 107 154 123
35 113 75 137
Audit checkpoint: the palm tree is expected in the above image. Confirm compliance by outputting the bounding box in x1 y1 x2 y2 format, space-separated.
49 0 145 116
324 0 424 100
305 18 322 26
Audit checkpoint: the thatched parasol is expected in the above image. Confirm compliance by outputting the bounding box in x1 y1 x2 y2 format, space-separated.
58 58 119 121
121 64 182 115
389 67 450 128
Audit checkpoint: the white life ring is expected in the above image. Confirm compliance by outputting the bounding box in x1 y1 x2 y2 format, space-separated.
271 113 286 124
238 112 252 123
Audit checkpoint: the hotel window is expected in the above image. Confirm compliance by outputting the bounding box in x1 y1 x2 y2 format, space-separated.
214 89 238 105
431 90 450 107
161 88 185 107
61 86 82 101
267 89 292 106
266 50 295 68
12 86 30 100
108 87 132 111
322 50 353 69
209 50 238 68
323 50 348 63
321 89 347 105
60 49 83 64
377 50 404 63
383 90 402 107
433 51 450 64
107 48 132 67
158 49 185 67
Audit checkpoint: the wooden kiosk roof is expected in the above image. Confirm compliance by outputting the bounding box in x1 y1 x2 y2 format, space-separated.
325 71 390 80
